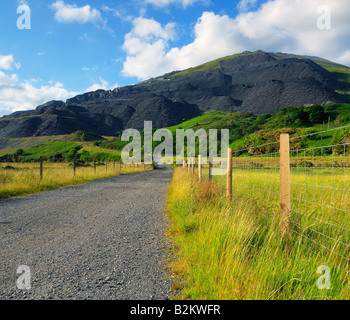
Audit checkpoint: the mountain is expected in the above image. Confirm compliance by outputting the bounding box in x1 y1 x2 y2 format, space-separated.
1 50 349 138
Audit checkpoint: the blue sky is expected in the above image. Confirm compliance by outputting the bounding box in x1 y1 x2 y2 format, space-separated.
0 0 349 116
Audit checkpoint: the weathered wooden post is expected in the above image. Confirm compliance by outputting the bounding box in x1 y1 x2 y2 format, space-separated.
226 148 232 201
192 157 195 174
73 158 76 177
209 156 213 181
40 157 43 181
198 155 202 181
280 134 291 236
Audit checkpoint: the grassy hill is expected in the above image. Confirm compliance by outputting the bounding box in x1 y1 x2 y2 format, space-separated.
167 102 350 154
2 102 350 162
0 131 125 163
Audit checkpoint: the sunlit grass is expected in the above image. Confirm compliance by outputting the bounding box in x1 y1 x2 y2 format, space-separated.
166 166 350 300
0 162 152 199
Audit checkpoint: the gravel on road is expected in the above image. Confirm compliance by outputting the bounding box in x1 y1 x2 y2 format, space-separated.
0 165 174 300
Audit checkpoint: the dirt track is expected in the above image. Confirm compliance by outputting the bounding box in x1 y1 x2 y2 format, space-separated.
0 165 174 300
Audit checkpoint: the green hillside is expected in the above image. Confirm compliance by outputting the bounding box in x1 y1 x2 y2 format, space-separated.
167 102 350 155
0 131 124 163
2 102 350 162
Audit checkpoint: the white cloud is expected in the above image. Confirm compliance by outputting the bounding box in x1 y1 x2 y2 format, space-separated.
102 5 121 18
0 71 78 116
122 17 177 79
145 0 204 8
122 0 350 80
0 54 21 70
237 0 258 12
337 51 350 65
132 17 176 40
86 77 118 92
86 77 109 92
50 1 103 24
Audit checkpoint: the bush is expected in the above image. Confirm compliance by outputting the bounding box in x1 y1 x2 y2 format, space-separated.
15 149 24 156
308 105 326 124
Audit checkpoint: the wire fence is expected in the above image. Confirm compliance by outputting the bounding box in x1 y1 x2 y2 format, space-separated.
289 143 350 260
231 128 350 261
185 125 350 262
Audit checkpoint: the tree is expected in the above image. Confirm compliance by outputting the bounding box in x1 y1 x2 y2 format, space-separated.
308 105 325 124
15 149 24 156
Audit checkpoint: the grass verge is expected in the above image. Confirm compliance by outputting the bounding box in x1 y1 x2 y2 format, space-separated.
0 162 152 200
166 167 350 300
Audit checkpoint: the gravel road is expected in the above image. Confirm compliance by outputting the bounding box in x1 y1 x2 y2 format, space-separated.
0 165 174 300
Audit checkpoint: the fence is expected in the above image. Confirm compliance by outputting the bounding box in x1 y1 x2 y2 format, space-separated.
1 159 147 181
182 126 350 261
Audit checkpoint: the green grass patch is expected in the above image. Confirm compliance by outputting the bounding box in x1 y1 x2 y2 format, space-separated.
166 168 350 300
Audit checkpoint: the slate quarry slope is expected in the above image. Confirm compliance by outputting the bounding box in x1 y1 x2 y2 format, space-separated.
0 51 347 138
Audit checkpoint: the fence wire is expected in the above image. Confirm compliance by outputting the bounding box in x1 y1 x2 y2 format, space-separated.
229 128 350 261
290 143 350 260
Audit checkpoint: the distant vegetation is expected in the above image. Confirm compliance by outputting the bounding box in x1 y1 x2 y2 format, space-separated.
0 132 125 163
1 102 350 162
166 102 350 155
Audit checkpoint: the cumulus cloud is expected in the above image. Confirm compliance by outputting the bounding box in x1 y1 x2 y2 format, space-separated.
122 17 177 79
0 71 78 116
50 0 103 24
132 17 176 40
0 54 21 70
122 0 350 80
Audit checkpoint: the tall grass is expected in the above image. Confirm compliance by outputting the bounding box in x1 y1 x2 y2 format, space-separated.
0 162 151 199
166 168 350 300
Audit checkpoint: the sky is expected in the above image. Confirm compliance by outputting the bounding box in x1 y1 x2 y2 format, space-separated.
0 0 349 116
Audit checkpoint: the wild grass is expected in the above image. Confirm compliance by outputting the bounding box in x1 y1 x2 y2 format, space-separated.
166 167 350 300
0 162 151 199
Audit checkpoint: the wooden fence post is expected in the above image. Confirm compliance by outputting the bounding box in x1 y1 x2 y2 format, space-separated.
209 156 213 181
280 134 291 236
188 158 190 172
192 157 195 174
73 158 76 176
226 148 232 201
198 155 202 181
184 159 187 169
40 157 43 180
94 159 96 174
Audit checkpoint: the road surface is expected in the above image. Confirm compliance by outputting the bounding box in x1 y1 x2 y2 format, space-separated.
0 165 174 300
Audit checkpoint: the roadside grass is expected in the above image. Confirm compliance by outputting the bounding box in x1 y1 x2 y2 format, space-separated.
0 162 152 200
166 167 350 300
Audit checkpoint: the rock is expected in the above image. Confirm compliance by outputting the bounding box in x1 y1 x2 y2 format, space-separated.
0 51 348 138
